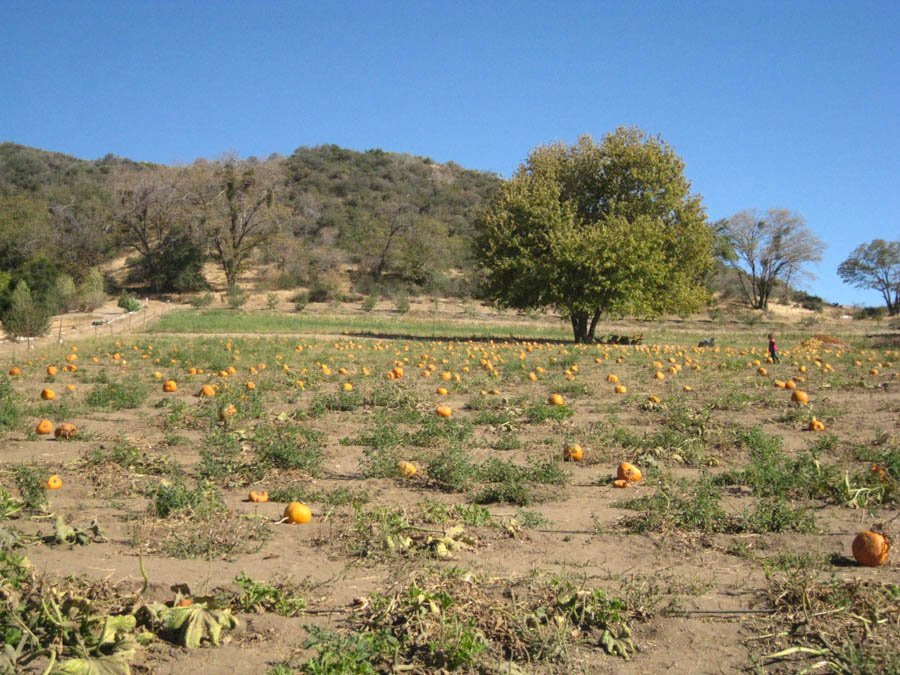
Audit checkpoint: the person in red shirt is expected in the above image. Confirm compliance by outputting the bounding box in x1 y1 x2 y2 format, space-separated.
768 333 780 363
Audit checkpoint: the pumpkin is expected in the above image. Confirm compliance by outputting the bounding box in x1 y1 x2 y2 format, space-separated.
869 368 879 376
36 419 53 435
436 405 453 418
617 462 642 482
246 381 256 390
852 530 890 567
606 374 619 384
65 354 77 362
342 382 353 391
47 366 58 376
647 395 661 404
757 367 768 376
436 387 448 395
8 367 20 376
564 445 583 462
392 366 404 379
399 461 417 478
614 385 627 394
612 479 631 488
808 418 826 431
548 394 564 406
528 372 538 381
284 502 312 524
654 371 665 380
785 379 797 390
791 390 809 403
54 423 77 439
41 388 56 400
46 475 62 490
162 380 178 393
248 490 269 503
198 384 216 397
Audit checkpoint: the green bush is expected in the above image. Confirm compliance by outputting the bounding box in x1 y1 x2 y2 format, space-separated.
117 291 142 313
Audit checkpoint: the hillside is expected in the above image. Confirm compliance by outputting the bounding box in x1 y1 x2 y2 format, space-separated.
0 142 501 311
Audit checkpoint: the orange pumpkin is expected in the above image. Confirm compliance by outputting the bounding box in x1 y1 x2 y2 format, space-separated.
284 502 312 524
791 390 809 403
808 418 825 431
248 490 269 503
8 367 20 376
564 445 583 462
198 384 216 397
614 385 627 394
54 423 77 439
399 461 417 478
852 530 890 567
41 388 56 400
548 394 564 406
36 419 53 435
612 479 632 488
162 380 178 392
46 475 62 489
617 462 642 482
606 374 619 384
47 366 58 376
435 404 453 418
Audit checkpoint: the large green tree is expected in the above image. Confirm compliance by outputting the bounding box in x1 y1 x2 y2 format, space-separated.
474 128 713 342
838 239 900 315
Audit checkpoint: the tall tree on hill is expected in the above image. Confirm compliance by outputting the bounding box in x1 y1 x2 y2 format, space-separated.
192 157 289 289
113 167 206 292
474 127 713 343
720 208 825 310
838 239 900 315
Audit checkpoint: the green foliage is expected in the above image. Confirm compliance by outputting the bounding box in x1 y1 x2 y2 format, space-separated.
116 291 141 313
232 572 307 616
838 239 900 315
253 422 326 476
0 375 23 431
13 464 47 510
474 128 712 342
76 267 107 310
292 290 309 312
151 472 223 518
188 291 214 309
224 284 248 309
85 379 147 410
1 280 52 338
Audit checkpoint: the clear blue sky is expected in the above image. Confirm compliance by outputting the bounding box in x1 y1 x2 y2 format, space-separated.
2 0 898 307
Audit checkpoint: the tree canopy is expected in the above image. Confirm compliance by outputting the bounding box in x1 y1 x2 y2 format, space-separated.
838 239 900 315
474 128 713 342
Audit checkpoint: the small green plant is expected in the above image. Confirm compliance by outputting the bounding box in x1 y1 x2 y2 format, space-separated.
85 379 148 410
292 290 309 312
232 572 307 616
117 290 142 312
189 291 215 308
225 284 248 309
13 465 47 510
394 291 411 314
361 289 379 312
266 292 279 310
152 472 223 518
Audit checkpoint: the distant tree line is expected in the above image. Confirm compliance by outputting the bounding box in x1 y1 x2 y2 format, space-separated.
2 137 895 340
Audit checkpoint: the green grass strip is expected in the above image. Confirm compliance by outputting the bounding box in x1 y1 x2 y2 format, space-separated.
144 309 573 341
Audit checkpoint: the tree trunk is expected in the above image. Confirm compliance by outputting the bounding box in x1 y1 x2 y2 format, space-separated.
570 309 601 343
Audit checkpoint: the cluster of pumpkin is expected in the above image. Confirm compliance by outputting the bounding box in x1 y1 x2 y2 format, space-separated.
35 420 77 439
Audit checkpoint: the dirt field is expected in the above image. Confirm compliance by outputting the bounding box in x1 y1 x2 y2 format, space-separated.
1 304 898 674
